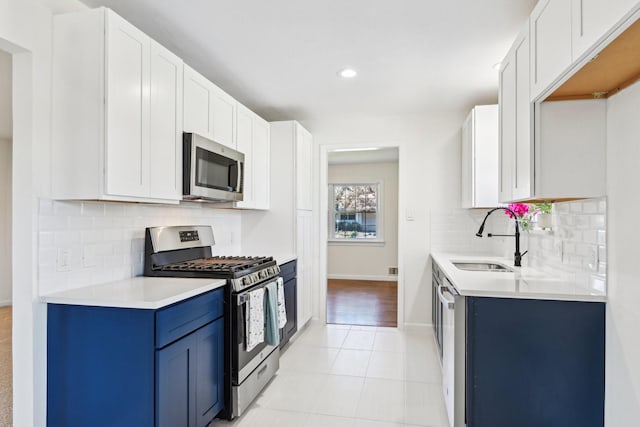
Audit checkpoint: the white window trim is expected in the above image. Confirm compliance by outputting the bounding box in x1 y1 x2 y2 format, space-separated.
328 181 384 244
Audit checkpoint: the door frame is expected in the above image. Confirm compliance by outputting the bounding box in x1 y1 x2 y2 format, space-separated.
318 142 404 328
0 37 37 426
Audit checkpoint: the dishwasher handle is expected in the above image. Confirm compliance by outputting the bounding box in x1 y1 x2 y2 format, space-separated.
438 285 455 309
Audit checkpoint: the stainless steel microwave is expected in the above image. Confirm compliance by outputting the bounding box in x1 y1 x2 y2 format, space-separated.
183 132 244 202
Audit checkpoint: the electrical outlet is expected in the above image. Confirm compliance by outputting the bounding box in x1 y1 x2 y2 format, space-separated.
56 249 72 272
388 267 398 275
553 240 563 261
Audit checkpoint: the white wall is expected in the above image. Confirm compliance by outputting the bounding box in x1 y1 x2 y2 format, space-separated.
328 161 398 280
605 79 640 425
0 1 89 424
0 138 11 305
304 112 469 326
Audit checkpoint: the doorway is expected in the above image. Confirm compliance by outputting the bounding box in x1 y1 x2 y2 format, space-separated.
0 47 12 426
325 148 399 327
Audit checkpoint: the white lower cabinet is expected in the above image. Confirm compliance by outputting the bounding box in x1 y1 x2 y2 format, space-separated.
235 104 270 210
52 7 182 203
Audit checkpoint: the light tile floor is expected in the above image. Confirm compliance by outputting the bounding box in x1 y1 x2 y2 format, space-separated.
212 322 449 427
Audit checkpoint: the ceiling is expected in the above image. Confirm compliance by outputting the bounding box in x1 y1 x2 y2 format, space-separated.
328 147 398 165
78 0 537 122
0 50 11 140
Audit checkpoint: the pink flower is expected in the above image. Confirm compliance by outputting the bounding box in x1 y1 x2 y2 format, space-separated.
506 203 529 218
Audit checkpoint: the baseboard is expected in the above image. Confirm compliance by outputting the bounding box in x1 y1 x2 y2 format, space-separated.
327 274 398 282
404 322 431 330
0 300 12 307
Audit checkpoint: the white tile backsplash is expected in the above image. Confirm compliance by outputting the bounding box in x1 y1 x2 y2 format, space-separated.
38 199 242 294
523 198 606 289
432 198 607 293
430 208 510 255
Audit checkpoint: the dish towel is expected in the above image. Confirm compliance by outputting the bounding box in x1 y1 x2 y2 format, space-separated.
277 277 287 329
245 287 265 352
264 281 280 346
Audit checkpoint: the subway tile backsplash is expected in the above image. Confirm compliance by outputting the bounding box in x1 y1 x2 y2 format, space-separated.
432 198 607 293
522 197 606 290
38 199 242 295
430 208 510 255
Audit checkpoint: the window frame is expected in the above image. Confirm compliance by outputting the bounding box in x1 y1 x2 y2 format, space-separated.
328 181 384 244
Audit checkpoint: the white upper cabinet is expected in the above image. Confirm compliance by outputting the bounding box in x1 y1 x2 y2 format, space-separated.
52 8 183 204
149 42 183 201
571 0 638 59
498 45 516 203
535 100 606 200
513 25 533 201
104 11 151 198
461 105 499 208
183 64 237 149
499 22 534 203
252 116 271 210
211 86 237 149
234 104 270 210
530 0 573 100
183 65 214 140
296 125 313 211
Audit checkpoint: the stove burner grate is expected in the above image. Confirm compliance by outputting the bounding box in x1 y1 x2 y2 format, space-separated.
159 256 273 273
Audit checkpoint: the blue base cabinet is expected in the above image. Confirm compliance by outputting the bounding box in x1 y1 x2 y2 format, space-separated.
157 319 224 427
466 297 605 427
48 288 225 427
279 260 297 348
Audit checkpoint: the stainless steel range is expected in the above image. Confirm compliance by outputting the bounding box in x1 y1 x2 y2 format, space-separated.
143 225 281 420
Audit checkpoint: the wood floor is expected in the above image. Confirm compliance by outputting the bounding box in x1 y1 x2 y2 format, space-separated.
0 306 11 427
327 279 397 327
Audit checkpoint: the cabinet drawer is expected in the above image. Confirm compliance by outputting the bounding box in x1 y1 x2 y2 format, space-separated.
279 260 297 282
156 288 224 349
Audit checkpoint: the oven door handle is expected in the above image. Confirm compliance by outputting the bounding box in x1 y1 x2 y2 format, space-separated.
237 293 249 306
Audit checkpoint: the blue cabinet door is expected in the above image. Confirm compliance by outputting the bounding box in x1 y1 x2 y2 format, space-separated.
195 318 224 427
156 317 224 427
466 297 605 427
156 332 197 427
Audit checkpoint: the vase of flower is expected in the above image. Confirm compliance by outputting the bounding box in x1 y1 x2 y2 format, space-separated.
506 203 533 232
532 202 553 230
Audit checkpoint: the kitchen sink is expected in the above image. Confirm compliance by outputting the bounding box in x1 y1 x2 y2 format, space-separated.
452 262 513 272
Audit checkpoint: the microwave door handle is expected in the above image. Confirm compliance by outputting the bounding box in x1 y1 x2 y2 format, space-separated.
236 160 243 192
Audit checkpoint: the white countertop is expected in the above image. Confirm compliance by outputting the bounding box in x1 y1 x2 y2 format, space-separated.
40 277 227 309
431 253 606 302
273 254 297 265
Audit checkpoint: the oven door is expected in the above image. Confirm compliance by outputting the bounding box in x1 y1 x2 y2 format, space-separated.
183 132 245 202
232 278 279 385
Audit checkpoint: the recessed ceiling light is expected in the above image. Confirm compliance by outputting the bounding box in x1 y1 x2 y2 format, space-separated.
338 68 358 78
332 147 379 152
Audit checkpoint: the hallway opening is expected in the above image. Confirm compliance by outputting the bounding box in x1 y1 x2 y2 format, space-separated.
325 148 399 328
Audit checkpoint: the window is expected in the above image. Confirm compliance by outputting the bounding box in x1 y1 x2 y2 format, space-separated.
330 183 381 241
